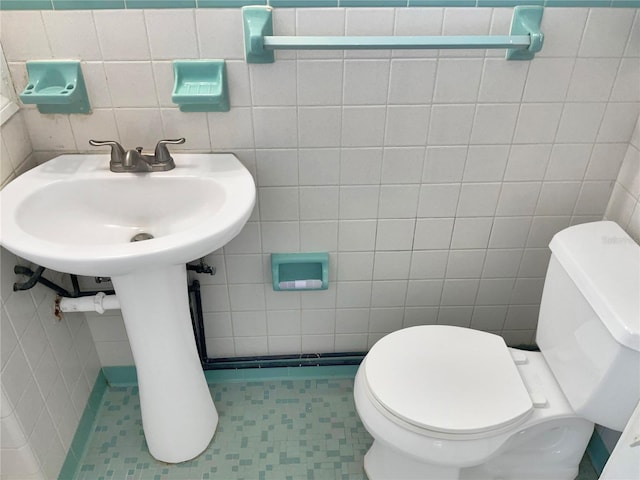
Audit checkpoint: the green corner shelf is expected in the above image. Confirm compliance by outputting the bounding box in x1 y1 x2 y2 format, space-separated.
172 60 230 112
19 61 91 114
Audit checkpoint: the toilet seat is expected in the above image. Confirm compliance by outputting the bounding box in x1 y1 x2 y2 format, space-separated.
363 325 534 437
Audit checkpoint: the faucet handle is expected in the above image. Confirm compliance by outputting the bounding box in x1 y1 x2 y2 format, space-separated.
154 138 185 165
89 140 126 166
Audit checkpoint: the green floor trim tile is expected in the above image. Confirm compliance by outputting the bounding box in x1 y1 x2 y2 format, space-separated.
103 366 138 386
586 429 610 475
59 370 108 480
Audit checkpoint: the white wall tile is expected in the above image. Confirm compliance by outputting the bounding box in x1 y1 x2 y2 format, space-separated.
446 250 485 279
296 8 345 59
536 182 582 215
209 107 255 149
94 10 150 60
339 186 379 219
300 221 338 252
70 109 120 150
253 107 298 148
340 148 382 184
338 220 377 251
160 110 211 151
456 183 501 217
405 280 443 307
343 60 391 105
388 59 436 104
195 9 244 60
546 144 592 181
378 185 419 219
104 62 158 107
0 11 51 61
417 184 459 218
496 182 541 216
423 146 466 183
450 217 493 249
297 60 343 106
409 250 448 280
384 105 429 146
579 8 635 58
597 103 640 143
428 105 475 145
373 251 411 280
21 111 76 151
463 145 509 182
298 107 342 147
433 59 483 103
145 9 198 60
250 61 297 106
300 186 339 220
255 149 298 187
513 104 563 144
523 58 574 102
504 144 552 181
414 218 454 250
42 11 101 60
490 217 532 248
375 219 415 251
538 8 588 58
478 59 528 103
381 147 424 184
113 108 163 148
566 58 620 102
470 104 519 145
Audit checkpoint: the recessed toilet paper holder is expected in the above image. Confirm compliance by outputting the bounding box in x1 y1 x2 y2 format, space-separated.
271 253 328 291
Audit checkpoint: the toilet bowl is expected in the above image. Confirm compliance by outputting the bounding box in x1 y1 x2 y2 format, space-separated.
354 222 640 480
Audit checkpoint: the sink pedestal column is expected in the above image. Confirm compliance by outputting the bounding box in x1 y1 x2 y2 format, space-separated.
111 264 217 463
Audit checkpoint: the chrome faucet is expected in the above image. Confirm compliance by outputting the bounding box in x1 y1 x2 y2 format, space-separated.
89 138 186 172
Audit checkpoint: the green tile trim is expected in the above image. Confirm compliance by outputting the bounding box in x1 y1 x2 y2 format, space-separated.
610 0 640 6
409 0 476 5
103 364 359 387
0 0 53 9
545 0 610 6
2 0 636 8
102 365 138 386
52 0 124 8
478 0 543 5
58 370 108 480
339 0 408 5
197 0 265 5
586 429 610 476
125 0 195 7
270 0 338 6
205 365 360 382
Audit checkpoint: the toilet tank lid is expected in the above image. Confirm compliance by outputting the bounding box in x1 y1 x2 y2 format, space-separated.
550 221 640 352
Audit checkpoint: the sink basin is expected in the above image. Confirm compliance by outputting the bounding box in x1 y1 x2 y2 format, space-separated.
1 153 255 277
0 153 255 463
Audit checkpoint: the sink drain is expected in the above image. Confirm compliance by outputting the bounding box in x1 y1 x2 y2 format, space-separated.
131 232 154 242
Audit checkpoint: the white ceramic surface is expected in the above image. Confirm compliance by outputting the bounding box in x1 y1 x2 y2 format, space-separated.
0 153 256 277
0 153 256 463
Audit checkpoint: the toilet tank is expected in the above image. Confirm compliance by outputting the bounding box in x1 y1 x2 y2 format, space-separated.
536 221 640 431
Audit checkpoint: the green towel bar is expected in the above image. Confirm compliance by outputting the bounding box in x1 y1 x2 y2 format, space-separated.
243 5 544 63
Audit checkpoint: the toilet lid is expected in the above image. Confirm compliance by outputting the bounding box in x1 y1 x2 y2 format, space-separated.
364 325 533 435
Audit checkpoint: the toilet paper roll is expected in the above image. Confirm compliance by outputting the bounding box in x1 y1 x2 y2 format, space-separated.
278 279 323 290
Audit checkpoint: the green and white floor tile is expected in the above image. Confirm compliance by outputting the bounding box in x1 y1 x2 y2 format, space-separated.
75 378 370 480
71 372 599 480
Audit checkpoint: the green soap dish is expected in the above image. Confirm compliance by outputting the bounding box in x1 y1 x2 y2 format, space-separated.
271 253 329 291
172 60 230 112
20 61 91 114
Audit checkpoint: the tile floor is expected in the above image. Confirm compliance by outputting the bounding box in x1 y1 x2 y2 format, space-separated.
72 374 599 480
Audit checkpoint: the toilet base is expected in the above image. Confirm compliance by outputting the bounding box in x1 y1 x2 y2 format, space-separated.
365 441 460 480
355 350 594 480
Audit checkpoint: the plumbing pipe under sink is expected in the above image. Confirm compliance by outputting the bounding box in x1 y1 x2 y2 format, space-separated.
57 291 120 314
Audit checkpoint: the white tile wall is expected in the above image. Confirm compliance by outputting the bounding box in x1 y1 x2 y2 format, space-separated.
0 6 638 376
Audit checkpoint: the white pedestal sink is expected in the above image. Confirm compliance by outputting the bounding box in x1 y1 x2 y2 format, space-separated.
0 153 256 463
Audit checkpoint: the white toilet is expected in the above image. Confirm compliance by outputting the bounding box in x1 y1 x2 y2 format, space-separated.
354 221 640 480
